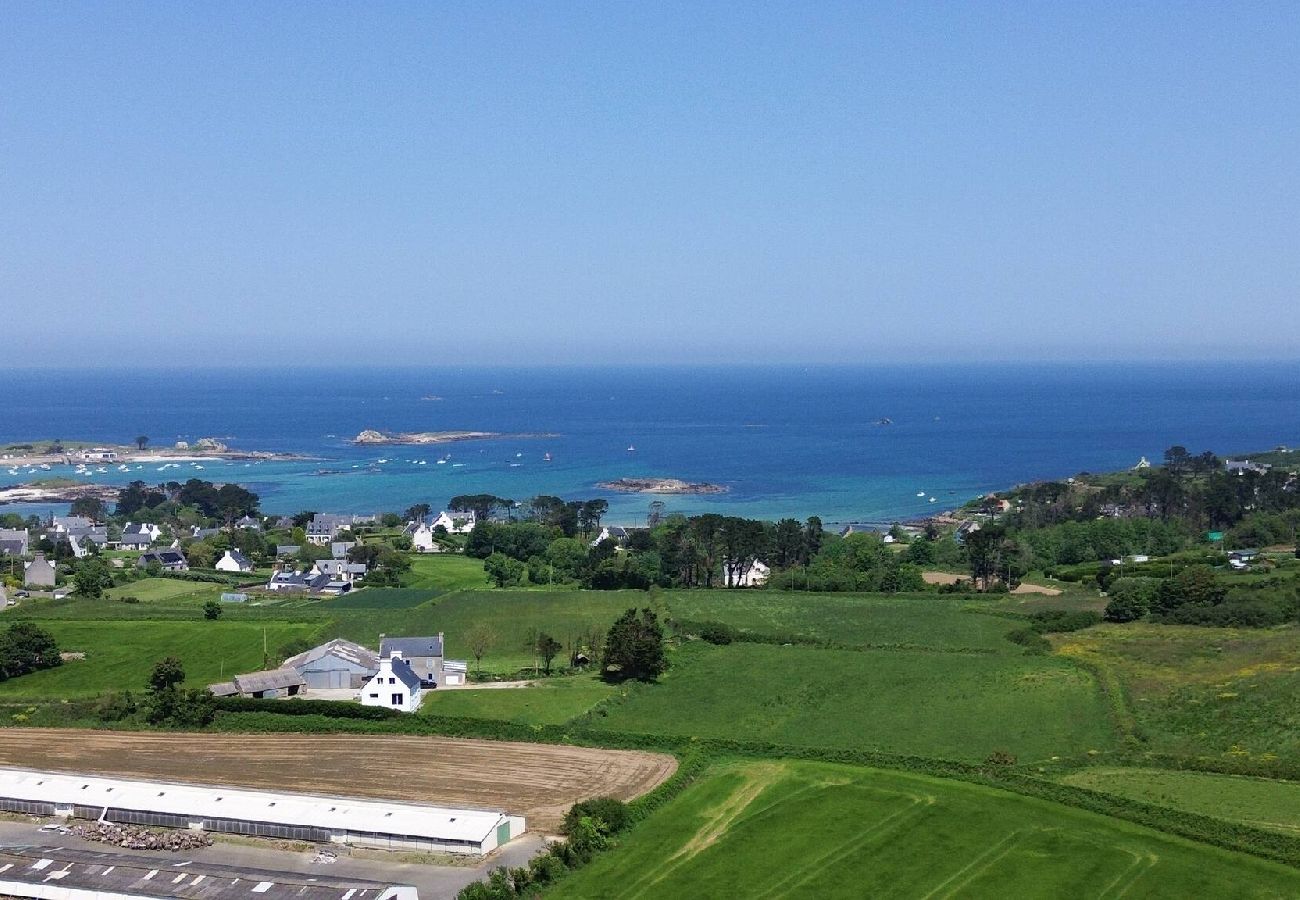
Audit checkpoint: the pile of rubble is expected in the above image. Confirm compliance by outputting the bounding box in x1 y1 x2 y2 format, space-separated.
68 821 213 852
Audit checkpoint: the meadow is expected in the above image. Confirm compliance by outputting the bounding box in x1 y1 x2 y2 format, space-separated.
0 621 321 698
416 676 615 725
1061 768 1300 836
587 642 1116 764
553 760 1300 899
1055 623 1300 767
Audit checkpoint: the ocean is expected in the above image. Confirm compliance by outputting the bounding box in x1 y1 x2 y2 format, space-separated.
2 363 1297 525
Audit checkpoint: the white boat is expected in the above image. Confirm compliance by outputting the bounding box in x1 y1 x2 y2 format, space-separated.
929 497 937 502
515 452 523 458
509 463 521 467
194 464 204 470
96 467 107 473
627 445 636 452
377 458 388 464
543 453 552 462
436 458 447 465
451 463 465 468
39 463 50 470
418 460 427 465
118 464 129 472
916 491 926 497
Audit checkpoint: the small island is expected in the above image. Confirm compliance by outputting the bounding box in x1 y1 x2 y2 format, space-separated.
353 429 559 445
597 477 728 495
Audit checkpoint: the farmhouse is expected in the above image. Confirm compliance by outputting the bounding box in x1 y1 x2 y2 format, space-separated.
0 845 418 900
590 525 630 547
406 520 443 553
214 548 254 573
265 569 331 593
305 513 351 545
0 767 525 856
115 531 153 550
23 552 56 588
722 558 770 587
361 654 423 712
282 637 379 689
380 634 444 685
310 557 368 584
208 668 305 699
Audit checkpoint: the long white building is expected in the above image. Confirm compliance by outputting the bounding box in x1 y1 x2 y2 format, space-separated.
0 767 524 856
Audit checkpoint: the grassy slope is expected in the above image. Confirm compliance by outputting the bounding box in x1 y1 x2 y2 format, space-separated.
589 642 1115 764
663 591 1019 650
553 760 1300 900
401 553 490 591
1062 768 1300 836
1055 623 1300 766
417 676 616 725
0 621 321 698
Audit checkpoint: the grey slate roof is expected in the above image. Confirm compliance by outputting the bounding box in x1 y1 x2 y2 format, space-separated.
224 549 253 568
381 635 444 659
276 544 302 555
118 532 152 546
390 657 423 692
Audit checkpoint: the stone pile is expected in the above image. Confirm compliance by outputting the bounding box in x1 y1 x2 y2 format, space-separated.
69 821 213 851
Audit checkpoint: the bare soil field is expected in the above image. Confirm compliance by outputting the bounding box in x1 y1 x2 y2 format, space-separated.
0 729 676 831
922 570 1062 595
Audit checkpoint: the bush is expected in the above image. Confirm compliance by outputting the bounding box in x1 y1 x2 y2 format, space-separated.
1028 609 1101 633
562 797 631 836
697 622 735 645
1006 628 1050 654
985 749 1017 767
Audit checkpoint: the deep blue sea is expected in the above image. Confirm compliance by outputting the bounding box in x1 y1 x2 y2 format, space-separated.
1 364 1297 525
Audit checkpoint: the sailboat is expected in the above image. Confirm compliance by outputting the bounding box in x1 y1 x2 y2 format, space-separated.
627 445 636 452
543 452 552 462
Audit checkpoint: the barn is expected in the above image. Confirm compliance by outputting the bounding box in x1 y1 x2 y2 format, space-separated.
283 637 380 689
0 767 525 856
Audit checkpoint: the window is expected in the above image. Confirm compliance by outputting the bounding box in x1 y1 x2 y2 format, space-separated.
391 693 402 706
388 677 396 684
368 693 378 698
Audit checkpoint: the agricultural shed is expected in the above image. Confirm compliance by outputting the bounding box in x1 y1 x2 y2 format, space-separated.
209 668 305 699
0 767 525 855
0 844 418 900
282 637 379 689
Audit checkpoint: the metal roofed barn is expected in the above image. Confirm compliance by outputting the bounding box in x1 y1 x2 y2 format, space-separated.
0 844 418 900
0 767 525 856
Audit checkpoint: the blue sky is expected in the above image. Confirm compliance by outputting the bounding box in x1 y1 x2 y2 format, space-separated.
2 3 1297 365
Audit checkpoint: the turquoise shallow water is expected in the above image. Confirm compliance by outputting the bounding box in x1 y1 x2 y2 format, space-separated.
1 363 1297 524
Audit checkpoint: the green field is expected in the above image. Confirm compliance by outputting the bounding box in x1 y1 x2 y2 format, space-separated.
664 591 1018 650
554 760 1300 899
417 676 615 725
1062 768 1300 836
0 621 321 698
400 553 491 591
588 642 1116 763
104 577 225 604
1056 623 1300 766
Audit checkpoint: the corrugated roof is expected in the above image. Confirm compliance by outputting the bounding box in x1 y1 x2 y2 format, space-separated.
0 767 511 844
283 638 379 672
231 668 304 693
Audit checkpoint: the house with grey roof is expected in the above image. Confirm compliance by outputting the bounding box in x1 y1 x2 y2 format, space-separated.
331 541 356 559
282 638 380 689
360 655 423 712
23 552 56 588
235 514 262 530
52 515 94 533
265 569 332 593
138 549 189 572
0 528 29 557
116 531 153 550
305 514 352 545
310 558 368 584
380 634 445 686
215 549 254 573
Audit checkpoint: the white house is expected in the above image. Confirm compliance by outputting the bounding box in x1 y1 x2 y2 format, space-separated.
124 522 163 542
361 654 423 713
589 525 629 548
722 559 770 587
432 510 476 534
406 521 444 553
310 558 368 585
215 549 254 573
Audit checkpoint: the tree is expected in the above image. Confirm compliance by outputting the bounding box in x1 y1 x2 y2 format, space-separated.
1104 577 1156 623
0 623 62 680
73 556 113 599
149 656 186 693
536 632 563 675
484 552 525 588
646 500 666 528
203 599 223 620
135 435 149 450
1163 445 1192 477
449 494 513 520
69 496 107 521
467 623 496 674
1153 565 1226 616
404 503 431 522
600 608 667 683
579 499 609 537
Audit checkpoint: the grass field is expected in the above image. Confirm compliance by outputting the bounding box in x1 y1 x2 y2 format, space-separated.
104 577 225 604
553 760 1300 899
1055 623 1300 766
663 591 1018 650
0 621 321 698
1061 768 1300 836
417 676 616 725
400 553 490 591
589 642 1116 763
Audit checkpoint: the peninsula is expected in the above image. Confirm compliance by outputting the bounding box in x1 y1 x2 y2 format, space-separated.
597 477 728 495
353 430 559 445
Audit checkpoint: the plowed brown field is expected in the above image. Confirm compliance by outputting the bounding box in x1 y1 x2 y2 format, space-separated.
0 729 676 831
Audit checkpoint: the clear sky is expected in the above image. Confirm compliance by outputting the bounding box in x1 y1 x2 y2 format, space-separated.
2 3 1297 365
